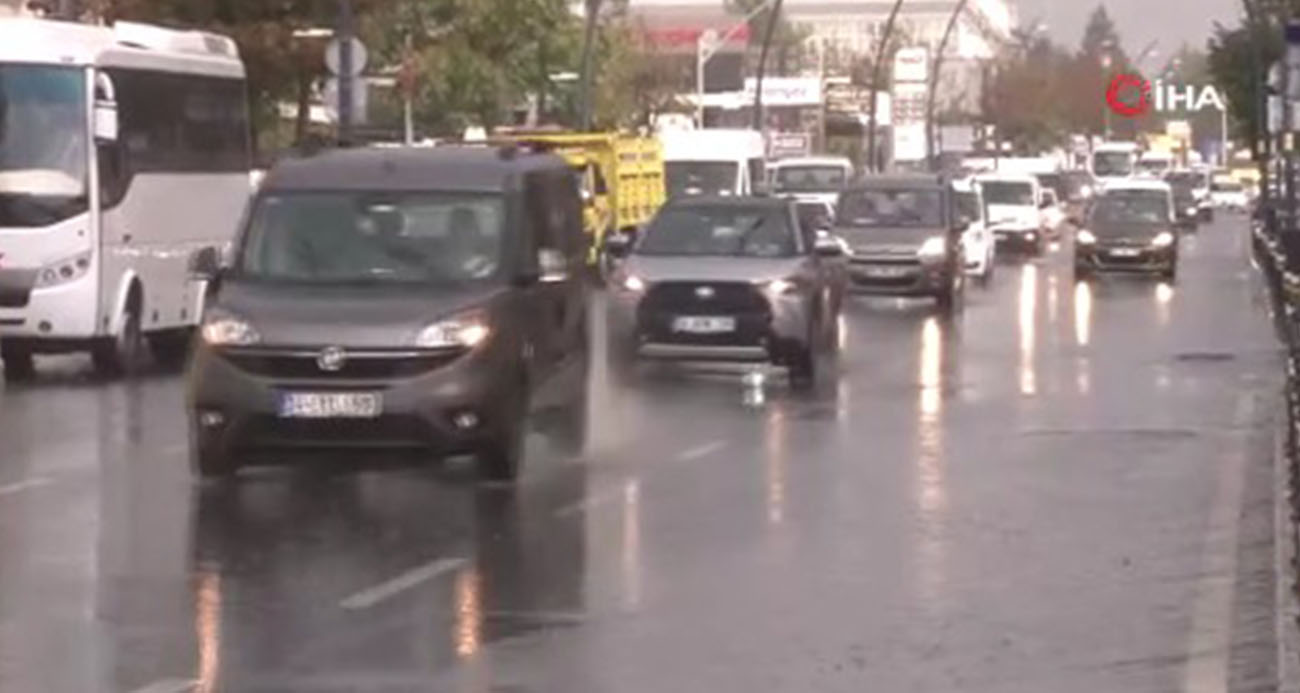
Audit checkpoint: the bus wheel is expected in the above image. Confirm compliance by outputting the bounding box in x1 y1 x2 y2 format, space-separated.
92 304 144 377
1 342 35 383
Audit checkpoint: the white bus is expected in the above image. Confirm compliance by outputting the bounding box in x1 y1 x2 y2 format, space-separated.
0 17 250 381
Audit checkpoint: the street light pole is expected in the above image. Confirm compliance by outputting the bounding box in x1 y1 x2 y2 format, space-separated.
926 0 968 172
867 0 906 173
695 0 776 129
337 0 355 146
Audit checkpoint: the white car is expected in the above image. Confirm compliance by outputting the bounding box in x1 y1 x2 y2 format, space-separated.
1038 188 1067 240
1211 180 1250 212
953 179 995 283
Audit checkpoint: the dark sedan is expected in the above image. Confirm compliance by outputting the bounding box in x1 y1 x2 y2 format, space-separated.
1074 182 1179 281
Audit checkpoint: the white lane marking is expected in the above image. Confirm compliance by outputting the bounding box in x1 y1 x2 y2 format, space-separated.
339 557 467 611
554 486 627 518
0 477 52 498
126 679 197 693
1181 393 1252 693
674 440 728 463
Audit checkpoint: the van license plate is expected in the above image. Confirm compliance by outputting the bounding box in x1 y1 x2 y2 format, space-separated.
278 392 383 419
673 316 736 334
1108 248 1142 257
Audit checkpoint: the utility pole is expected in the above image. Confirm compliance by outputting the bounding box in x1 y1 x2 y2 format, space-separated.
751 0 785 132
926 0 968 172
337 0 355 146
577 0 601 131
867 0 905 173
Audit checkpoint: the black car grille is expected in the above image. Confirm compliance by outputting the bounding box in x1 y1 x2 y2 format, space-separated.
239 415 436 449
221 348 461 380
638 281 772 346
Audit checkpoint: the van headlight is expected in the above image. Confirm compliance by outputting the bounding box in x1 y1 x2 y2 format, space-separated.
200 311 261 346
1152 231 1175 248
917 236 947 259
415 313 491 349
35 250 93 288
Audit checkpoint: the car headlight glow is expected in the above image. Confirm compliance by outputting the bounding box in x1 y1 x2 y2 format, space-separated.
200 312 261 346
621 274 647 293
1080 185 1094 199
415 314 491 349
1152 231 1175 248
35 250 93 289
918 236 947 259
1076 229 1097 244
761 278 800 295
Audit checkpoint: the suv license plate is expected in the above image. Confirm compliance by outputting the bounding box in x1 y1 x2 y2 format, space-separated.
278 392 383 419
673 316 736 334
862 266 912 278
1108 248 1142 257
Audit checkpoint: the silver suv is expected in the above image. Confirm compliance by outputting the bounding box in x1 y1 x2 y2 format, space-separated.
605 196 846 387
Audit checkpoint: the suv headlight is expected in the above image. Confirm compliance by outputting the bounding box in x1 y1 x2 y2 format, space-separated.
35 250 93 288
619 274 647 293
760 278 801 296
1152 231 1175 248
917 236 947 259
415 313 491 349
200 311 261 346
1076 229 1097 244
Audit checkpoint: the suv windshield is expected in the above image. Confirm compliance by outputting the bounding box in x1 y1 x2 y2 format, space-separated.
774 165 846 192
238 192 506 284
665 161 738 197
982 181 1035 206
637 204 797 257
0 64 88 227
1089 191 1170 229
837 188 945 228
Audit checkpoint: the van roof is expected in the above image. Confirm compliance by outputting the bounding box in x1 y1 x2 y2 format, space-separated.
848 174 947 191
660 129 765 160
261 146 569 193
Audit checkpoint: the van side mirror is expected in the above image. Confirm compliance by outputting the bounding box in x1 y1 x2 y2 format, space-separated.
93 73 118 142
604 233 633 259
188 247 221 281
538 248 569 283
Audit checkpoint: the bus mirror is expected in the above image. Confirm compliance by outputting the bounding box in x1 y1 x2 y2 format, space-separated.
94 102 119 142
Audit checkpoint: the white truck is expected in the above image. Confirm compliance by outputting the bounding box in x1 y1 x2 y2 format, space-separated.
0 17 250 381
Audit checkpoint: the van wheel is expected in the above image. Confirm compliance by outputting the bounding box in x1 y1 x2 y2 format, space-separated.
786 339 817 391
148 330 193 371
478 390 527 482
92 304 143 377
1 342 35 383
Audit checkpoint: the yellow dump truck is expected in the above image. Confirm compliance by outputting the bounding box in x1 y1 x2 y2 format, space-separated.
499 130 666 264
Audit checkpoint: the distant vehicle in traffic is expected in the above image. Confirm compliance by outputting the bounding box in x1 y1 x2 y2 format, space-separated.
1163 171 1201 231
1170 168 1213 222
0 18 250 382
605 196 844 387
1074 180 1178 280
834 175 966 310
977 173 1046 254
1062 169 1097 224
186 147 591 480
660 129 766 199
1092 141 1140 184
1136 151 1175 178
769 156 854 207
1211 178 1250 212
952 178 995 284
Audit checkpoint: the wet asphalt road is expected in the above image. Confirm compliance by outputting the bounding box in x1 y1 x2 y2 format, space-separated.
0 215 1288 693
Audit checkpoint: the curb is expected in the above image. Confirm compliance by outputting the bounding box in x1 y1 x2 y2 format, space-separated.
1277 384 1300 693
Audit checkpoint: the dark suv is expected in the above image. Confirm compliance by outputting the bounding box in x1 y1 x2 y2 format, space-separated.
186 146 590 481
834 175 966 311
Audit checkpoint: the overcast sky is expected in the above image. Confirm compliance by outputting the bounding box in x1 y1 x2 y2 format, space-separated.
1016 0 1240 58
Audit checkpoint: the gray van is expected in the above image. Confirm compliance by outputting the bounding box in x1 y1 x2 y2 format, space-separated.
186 146 590 481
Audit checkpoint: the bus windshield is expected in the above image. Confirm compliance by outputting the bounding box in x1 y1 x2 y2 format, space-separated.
0 64 88 227
1093 151 1134 177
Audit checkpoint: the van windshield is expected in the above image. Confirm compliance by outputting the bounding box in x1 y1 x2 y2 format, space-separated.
837 188 945 228
665 161 739 198
237 192 506 285
981 181 1035 206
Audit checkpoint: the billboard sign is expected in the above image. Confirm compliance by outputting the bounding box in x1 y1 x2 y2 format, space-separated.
893 47 929 84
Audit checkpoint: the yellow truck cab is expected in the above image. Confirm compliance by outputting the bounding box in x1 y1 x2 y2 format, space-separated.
498 130 666 265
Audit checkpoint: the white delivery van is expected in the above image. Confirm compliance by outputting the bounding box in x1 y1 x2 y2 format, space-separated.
977 173 1046 255
769 155 854 208
1092 141 1140 184
660 129 767 199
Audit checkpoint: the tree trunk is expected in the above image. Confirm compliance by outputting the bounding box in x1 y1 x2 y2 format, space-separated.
751 0 784 132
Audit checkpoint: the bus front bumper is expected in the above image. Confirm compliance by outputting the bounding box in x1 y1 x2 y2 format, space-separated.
0 270 100 342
